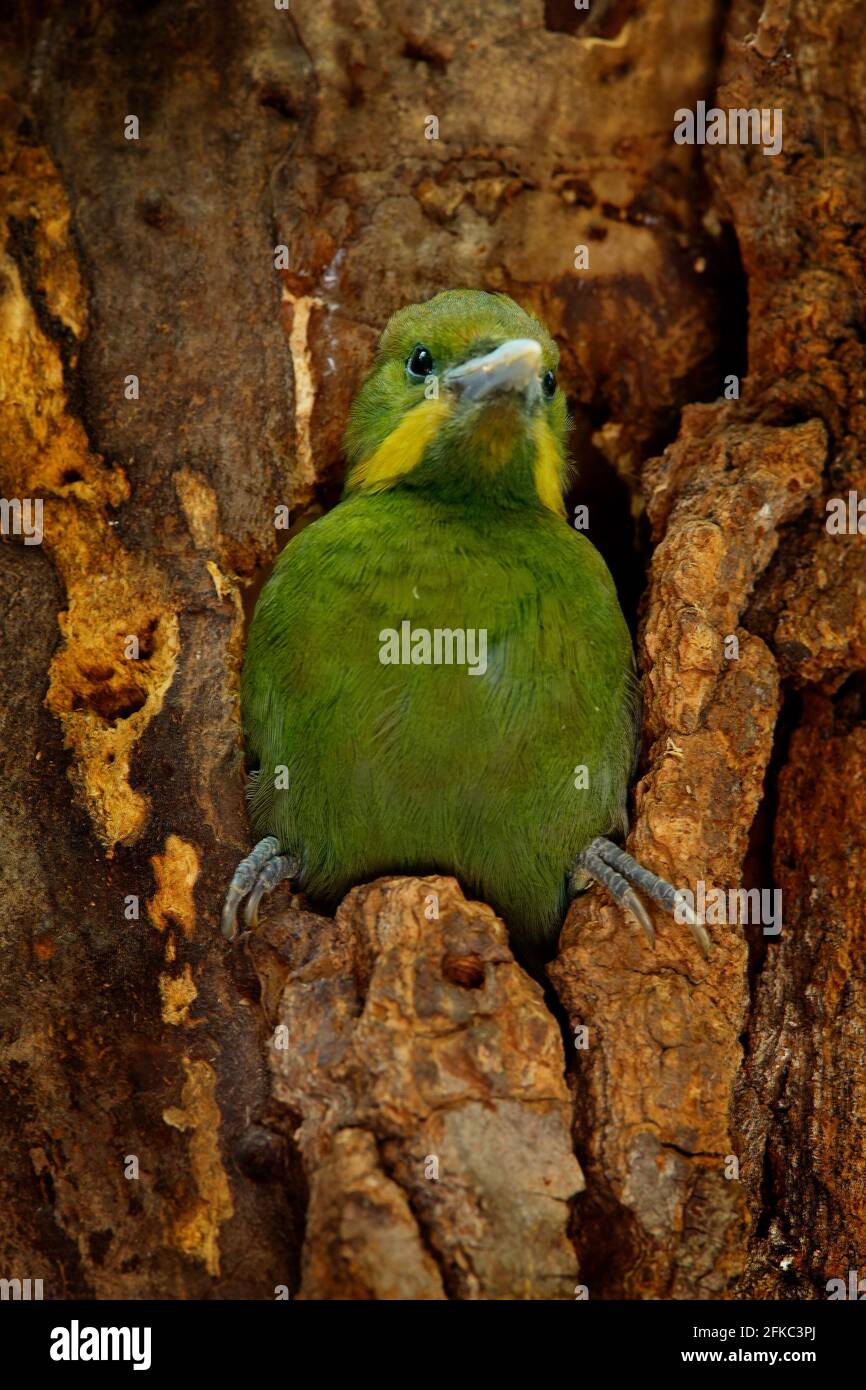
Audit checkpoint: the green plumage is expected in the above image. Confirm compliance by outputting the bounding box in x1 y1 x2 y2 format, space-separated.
241 290 637 948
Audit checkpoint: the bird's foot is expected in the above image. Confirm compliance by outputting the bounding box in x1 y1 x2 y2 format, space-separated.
571 835 710 958
221 836 300 941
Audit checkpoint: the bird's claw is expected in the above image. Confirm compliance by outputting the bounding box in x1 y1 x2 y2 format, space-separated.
671 893 711 958
574 836 709 958
620 886 656 950
243 855 297 930
221 836 298 940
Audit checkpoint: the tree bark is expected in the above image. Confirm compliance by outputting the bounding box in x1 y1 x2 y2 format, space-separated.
1 0 863 1299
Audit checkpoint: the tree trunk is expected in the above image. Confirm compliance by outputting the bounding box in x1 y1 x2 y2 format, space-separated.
1 0 863 1299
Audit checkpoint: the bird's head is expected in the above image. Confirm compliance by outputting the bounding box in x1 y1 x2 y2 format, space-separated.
344 289 569 515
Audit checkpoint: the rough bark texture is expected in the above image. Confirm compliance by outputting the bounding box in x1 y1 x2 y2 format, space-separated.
1 0 863 1299
248 876 581 1299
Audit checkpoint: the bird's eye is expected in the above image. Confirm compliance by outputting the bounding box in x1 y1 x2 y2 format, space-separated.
407 345 434 380
541 369 556 399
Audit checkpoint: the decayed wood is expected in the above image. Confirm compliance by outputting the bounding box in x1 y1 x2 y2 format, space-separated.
1 0 863 1300
247 876 581 1299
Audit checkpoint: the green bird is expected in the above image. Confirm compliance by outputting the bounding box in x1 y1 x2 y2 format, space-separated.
221 289 707 958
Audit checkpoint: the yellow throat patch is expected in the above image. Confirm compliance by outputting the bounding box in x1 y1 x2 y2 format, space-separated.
350 396 565 517
533 416 566 517
351 398 451 492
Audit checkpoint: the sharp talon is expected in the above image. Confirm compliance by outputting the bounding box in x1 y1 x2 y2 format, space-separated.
576 846 652 949
693 923 711 959
621 887 655 949
220 887 245 941
676 897 711 958
575 836 709 957
243 855 298 931
221 836 282 940
243 887 264 931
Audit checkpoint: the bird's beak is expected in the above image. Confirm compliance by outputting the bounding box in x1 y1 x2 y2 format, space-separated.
443 338 543 403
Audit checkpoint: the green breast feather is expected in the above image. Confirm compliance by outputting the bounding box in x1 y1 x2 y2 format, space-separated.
242 488 637 944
